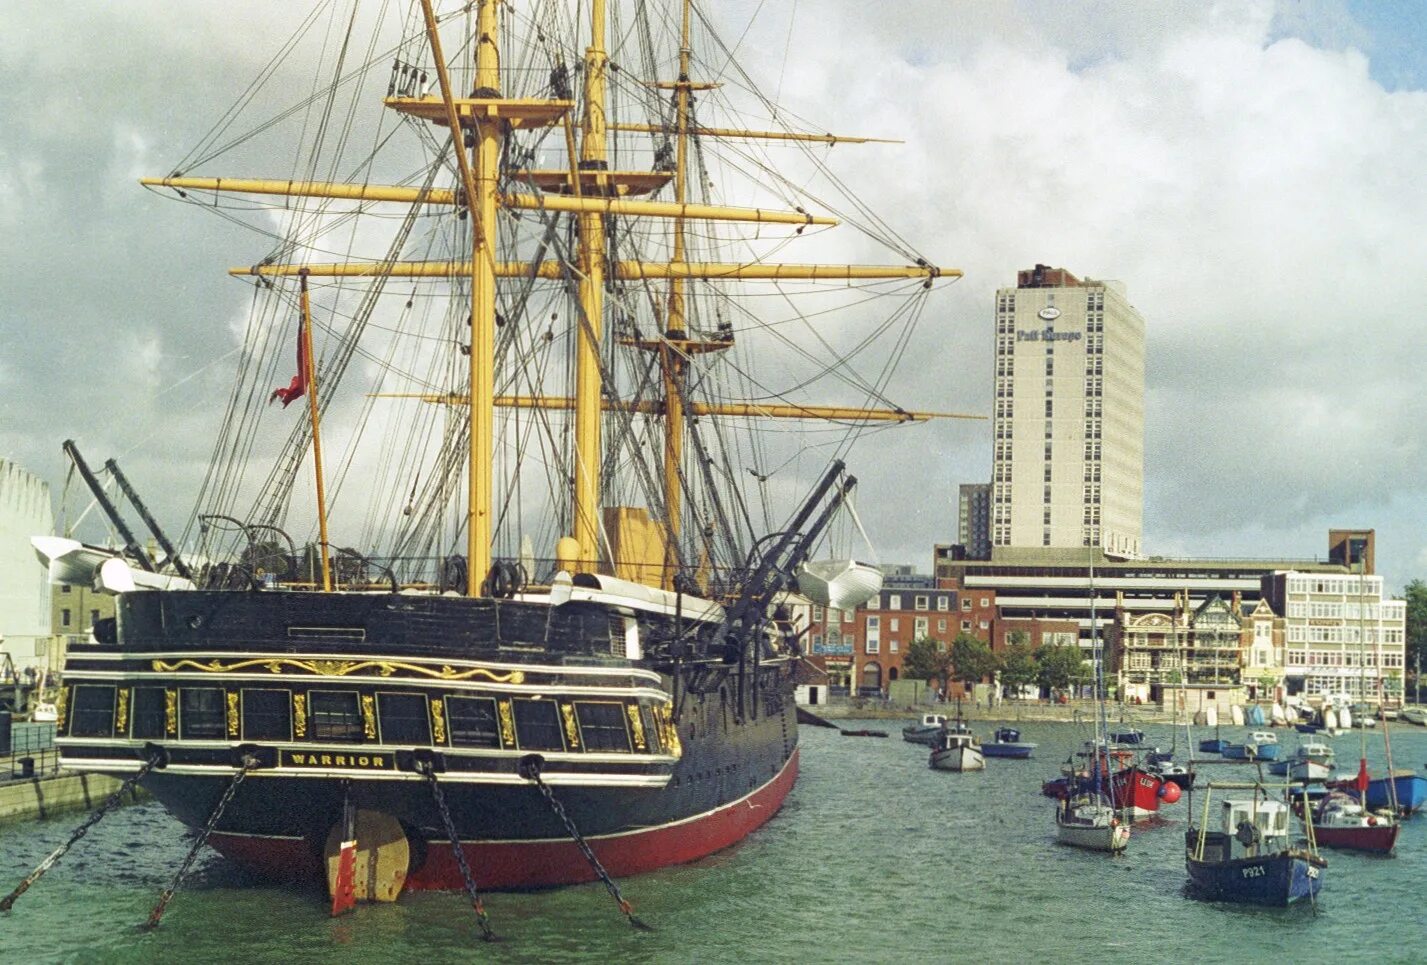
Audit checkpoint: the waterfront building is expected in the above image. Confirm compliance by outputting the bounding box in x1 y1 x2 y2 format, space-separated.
0 460 54 680
957 483 991 560
991 264 1144 556
934 533 1355 654
800 585 968 695
1261 570 1407 701
1111 594 1261 711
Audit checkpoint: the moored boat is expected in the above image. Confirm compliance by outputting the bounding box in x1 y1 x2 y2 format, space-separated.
1311 791 1399 854
981 727 1036 759
902 714 949 746
929 727 985 772
1055 795 1129 852
1185 790 1325 906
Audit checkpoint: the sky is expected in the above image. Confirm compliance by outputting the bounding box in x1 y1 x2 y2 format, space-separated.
2 0 1424 592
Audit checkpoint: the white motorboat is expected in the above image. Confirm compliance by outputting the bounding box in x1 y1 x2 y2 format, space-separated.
1286 742 1335 783
929 728 984 772
1400 707 1427 726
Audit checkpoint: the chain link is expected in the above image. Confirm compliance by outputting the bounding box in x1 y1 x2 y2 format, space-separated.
1 751 163 912
421 764 497 942
525 763 652 931
144 755 256 930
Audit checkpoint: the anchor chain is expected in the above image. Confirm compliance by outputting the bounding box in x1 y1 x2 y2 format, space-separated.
419 763 497 942
1 749 165 912
144 754 257 930
518 755 652 931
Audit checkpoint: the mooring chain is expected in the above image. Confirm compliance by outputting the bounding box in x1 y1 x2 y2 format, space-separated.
1 749 166 913
144 754 257 930
419 763 498 943
518 755 652 931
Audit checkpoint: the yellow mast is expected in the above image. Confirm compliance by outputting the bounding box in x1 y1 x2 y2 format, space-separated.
298 273 333 591
571 0 610 573
418 0 500 594
660 0 696 588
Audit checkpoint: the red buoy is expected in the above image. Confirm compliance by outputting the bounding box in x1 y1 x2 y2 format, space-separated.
1158 781 1182 804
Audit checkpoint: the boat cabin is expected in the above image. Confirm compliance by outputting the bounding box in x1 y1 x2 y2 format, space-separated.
1247 731 1279 746
1191 798 1291 862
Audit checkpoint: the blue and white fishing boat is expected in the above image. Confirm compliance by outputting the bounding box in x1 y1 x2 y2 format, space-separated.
1222 731 1281 761
902 713 948 746
981 727 1036 759
1185 788 1325 906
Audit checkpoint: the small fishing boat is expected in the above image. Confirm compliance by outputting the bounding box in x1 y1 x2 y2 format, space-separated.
1311 791 1399 854
1400 707 1427 726
1055 794 1129 852
981 727 1037 759
1222 731 1281 761
902 714 948 746
929 727 984 772
1326 770 1427 816
1111 765 1177 817
1185 789 1325 906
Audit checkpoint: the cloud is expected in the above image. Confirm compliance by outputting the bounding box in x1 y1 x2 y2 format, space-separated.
2 1 1423 593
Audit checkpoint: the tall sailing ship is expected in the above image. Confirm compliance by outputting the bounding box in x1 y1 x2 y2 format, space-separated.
46 0 962 899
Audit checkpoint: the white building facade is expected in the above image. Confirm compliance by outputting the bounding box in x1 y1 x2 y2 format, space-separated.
0 460 55 678
1265 571 1407 701
991 265 1144 556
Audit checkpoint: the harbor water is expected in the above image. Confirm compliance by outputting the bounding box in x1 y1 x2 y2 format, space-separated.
5 720 1426 963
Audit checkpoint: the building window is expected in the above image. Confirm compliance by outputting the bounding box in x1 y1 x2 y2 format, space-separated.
70 685 117 738
980 620 989 630
377 692 431 745
62 584 72 594
866 637 880 654
89 609 99 626
890 640 900 653
131 687 167 739
961 620 972 631
310 691 363 742
575 702 632 753
938 619 947 632
843 609 854 624
889 618 900 632
915 595 928 611
937 597 950 612
180 687 226 740
241 689 292 741
61 609 72 627
888 594 902 610
812 605 824 622
962 599 972 612
979 598 989 608
447 697 501 748
867 616 881 631
513 699 564 751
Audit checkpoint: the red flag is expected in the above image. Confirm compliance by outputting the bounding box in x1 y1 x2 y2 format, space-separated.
1356 758 1370 794
270 319 309 407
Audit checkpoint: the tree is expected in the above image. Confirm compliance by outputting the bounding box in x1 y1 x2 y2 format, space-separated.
903 637 954 691
1406 580 1427 678
999 642 1038 697
1036 644 1089 693
950 633 1000 689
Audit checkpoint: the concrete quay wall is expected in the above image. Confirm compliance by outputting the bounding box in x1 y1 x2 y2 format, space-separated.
0 772 147 825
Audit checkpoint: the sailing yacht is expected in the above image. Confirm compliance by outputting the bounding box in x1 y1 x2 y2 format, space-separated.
48 0 962 900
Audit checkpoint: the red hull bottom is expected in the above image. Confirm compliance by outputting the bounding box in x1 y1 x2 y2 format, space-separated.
208 748 799 891
1313 823 1399 854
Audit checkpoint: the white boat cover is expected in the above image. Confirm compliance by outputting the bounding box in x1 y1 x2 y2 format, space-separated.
795 559 883 610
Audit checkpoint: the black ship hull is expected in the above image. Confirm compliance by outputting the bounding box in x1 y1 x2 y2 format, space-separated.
56 585 801 890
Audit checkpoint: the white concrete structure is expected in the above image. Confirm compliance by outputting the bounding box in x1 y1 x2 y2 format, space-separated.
1265 571 1407 701
991 265 1144 556
0 461 54 678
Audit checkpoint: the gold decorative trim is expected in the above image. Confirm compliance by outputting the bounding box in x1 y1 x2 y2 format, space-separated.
430 698 447 744
226 692 240 737
497 699 516 748
658 703 681 758
164 689 177 736
56 686 69 732
626 703 647 751
150 657 524 684
361 694 376 739
293 694 308 737
560 703 580 749
115 688 129 734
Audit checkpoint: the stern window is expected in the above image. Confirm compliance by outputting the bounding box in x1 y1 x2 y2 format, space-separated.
377 692 431 746
131 686 167 739
309 691 363 742
70 685 117 738
447 697 501 748
241 689 292 741
575 702 632 753
179 688 225 739
513 699 564 751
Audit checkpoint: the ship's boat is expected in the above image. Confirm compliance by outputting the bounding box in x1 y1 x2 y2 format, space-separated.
48 0 960 904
